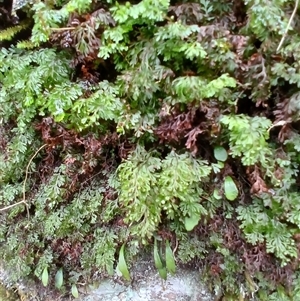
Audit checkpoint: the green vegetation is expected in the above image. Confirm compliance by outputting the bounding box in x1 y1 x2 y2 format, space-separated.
1 0 300 299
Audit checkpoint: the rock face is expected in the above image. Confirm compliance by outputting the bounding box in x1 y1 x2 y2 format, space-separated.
79 259 214 301
0 257 214 301
80 273 213 301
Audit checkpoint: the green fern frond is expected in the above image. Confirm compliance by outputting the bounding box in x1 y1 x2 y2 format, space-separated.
16 40 36 49
0 24 28 41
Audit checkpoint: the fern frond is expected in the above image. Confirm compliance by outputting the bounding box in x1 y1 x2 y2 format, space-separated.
16 40 36 49
0 24 28 41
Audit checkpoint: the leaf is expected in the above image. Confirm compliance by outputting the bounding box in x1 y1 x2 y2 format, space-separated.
214 146 228 162
165 240 176 275
71 284 79 298
224 176 238 201
158 267 167 280
184 214 200 231
154 239 163 269
117 244 131 281
213 189 222 200
211 162 224 173
55 268 63 289
106 262 114 276
41 267 48 287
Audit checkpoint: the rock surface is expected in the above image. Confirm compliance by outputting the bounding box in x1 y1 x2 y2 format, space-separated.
79 259 213 301
0 257 214 301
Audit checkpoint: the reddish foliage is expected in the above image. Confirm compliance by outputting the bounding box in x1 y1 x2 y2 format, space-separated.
192 210 299 289
51 239 82 263
155 102 220 156
246 166 269 195
34 117 126 197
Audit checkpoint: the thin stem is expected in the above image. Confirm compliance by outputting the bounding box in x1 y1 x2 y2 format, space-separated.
0 144 47 218
50 27 76 31
277 0 299 52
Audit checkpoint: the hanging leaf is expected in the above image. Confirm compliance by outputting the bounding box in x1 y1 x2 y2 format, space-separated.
158 267 167 280
154 239 167 280
165 240 176 275
154 239 164 270
71 284 79 298
106 262 114 276
117 244 131 281
41 267 49 287
184 214 200 231
55 268 63 289
214 146 228 162
224 176 238 201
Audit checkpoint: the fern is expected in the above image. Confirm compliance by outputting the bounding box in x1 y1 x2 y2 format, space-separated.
81 228 117 275
117 146 211 240
16 40 36 49
1 0 300 299
221 114 273 167
0 23 28 41
237 199 297 265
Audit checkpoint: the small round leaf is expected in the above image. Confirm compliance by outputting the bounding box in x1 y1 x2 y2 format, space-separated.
214 146 228 162
224 176 238 201
213 189 222 200
184 215 200 231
